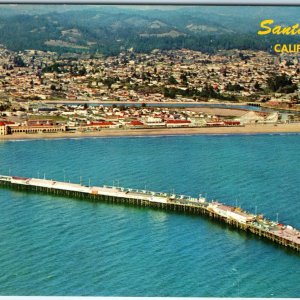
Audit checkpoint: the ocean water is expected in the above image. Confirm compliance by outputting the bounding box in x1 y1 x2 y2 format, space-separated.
0 134 299 296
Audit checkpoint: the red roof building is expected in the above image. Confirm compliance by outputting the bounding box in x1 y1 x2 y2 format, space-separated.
166 119 191 127
223 121 240 126
0 121 15 135
126 120 145 128
0 121 15 126
129 120 144 126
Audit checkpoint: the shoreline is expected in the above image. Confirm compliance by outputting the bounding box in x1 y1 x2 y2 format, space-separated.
1 123 300 141
260 104 300 113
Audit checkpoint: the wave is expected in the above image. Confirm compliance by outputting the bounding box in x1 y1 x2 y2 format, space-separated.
2 131 300 143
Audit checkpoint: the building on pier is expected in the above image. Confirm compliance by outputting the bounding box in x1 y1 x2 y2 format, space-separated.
208 202 255 224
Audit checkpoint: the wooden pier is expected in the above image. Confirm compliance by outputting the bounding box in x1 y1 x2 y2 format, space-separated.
0 175 299 253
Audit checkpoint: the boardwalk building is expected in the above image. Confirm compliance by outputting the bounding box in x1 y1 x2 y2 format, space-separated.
8 124 67 134
238 111 279 125
0 121 15 135
0 122 7 135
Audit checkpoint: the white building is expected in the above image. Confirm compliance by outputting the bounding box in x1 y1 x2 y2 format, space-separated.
237 111 279 125
208 202 255 224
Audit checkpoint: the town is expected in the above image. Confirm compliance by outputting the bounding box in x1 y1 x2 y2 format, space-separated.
0 45 299 136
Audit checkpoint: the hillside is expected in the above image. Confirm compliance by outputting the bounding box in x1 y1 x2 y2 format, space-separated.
0 5 299 55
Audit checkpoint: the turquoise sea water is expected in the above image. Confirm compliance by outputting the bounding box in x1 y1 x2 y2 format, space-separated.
0 134 299 296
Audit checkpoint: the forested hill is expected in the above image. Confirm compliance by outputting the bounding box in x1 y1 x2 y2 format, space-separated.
0 5 299 55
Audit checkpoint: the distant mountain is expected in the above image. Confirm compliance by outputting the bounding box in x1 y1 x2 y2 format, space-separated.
0 5 299 55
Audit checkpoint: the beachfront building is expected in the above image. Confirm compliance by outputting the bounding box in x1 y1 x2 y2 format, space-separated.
0 121 16 135
126 120 145 129
143 117 166 128
0 122 7 135
78 121 121 132
166 119 192 128
0 118 67 135
237 111 279 125
8 124 66 134
190 117 207 127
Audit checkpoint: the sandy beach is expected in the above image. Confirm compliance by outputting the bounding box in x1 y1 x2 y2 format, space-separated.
1 123 299 141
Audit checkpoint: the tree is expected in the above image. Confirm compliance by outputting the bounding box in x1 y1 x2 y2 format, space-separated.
103 77 118 89
13 56 26 67
180 73 188 84
254 81 261 90
78 67 87 76
168 75 178 85
0 103 10 111
267 74 298 94
164 87 176 99
226 83 243 92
